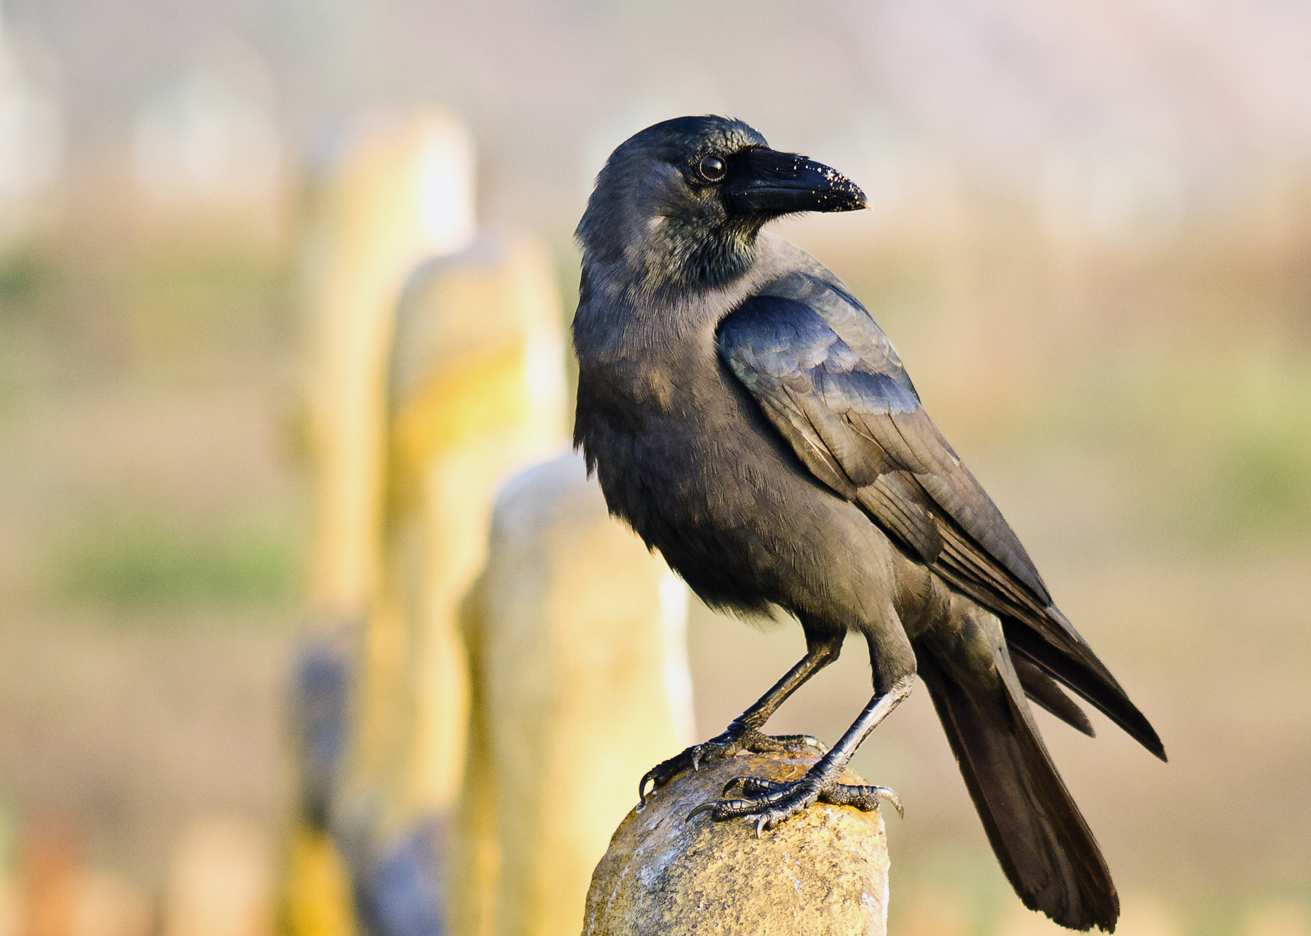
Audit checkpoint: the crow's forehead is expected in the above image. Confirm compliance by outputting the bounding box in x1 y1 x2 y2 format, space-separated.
701 124 765 153
619 116 768 163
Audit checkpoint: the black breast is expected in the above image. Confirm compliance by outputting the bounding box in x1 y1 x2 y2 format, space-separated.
575 347 832 614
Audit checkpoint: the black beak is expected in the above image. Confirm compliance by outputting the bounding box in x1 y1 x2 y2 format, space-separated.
723 147 867 217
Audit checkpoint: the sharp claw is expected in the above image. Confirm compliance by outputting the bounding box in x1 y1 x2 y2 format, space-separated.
884 790 905 819
671 760 900 832
685 801 718 822
803 735 829 754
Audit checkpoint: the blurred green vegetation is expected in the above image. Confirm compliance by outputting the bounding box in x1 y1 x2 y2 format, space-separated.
0 244 53 309
0 243 55 415
51 513 301 610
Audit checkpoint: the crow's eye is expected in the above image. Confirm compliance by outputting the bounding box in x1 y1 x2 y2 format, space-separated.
697 155 727 182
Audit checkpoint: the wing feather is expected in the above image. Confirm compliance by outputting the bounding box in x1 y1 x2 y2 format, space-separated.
718 281 1164 759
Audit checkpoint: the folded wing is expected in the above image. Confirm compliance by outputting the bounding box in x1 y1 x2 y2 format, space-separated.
717 274 1163 759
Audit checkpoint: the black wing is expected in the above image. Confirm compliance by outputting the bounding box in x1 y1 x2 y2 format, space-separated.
718 273 1164 759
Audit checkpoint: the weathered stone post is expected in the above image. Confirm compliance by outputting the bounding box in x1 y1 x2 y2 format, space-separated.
350 232 568 836
582 753 892 936
302 228 569 936
450 452 696 936
287 106 478 936
299 107 477 624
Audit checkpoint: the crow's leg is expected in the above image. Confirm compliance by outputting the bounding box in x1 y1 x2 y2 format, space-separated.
688 675 914 834
639 631 844 802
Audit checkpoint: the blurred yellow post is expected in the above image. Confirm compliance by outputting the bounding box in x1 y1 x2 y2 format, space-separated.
288 107 478 936
282 830 353 936
349 233 568 835
300 108 477 621
449 452 695 936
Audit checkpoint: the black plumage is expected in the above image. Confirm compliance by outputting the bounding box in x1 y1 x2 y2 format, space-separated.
571 115 1164 932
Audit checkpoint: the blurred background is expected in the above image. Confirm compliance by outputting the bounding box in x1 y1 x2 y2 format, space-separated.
0 0 1309 934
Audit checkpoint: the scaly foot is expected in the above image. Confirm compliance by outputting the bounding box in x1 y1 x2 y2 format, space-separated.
638 727 827 803
687 773 902 836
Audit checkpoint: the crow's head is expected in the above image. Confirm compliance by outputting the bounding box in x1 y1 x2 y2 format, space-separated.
577 116 866 294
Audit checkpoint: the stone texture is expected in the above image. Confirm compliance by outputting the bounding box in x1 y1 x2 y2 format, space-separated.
583 753 891 936
449 452 696 936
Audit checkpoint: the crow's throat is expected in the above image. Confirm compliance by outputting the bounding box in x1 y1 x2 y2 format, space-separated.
654 215 760 291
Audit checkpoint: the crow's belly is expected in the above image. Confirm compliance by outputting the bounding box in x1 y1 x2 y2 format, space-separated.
592 416 874 620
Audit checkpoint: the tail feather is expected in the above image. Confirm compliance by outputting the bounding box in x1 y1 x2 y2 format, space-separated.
1002 612 1166 762
917 648 1120 932
1014 655 1095 738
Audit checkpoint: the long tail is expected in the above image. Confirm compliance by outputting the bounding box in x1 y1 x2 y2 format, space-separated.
916 642 1120 932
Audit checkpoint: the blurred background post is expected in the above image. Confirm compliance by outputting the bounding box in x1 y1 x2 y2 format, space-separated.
336 224 567 929
289 104 573 932
450 452 694 936
299 108 476 629
287 107 478 936
0 3 1309 936
369 226 565 826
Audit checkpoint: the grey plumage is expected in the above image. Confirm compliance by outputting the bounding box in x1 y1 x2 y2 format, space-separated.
572 116 1163 932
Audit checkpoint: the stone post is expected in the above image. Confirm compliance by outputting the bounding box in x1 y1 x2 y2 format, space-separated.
450 452 695 936
354 232 568 832
299 108 477 623
583 753 892 936
288 106 478 936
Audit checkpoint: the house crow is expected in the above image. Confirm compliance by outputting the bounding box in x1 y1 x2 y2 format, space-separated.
571 115 1165 932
